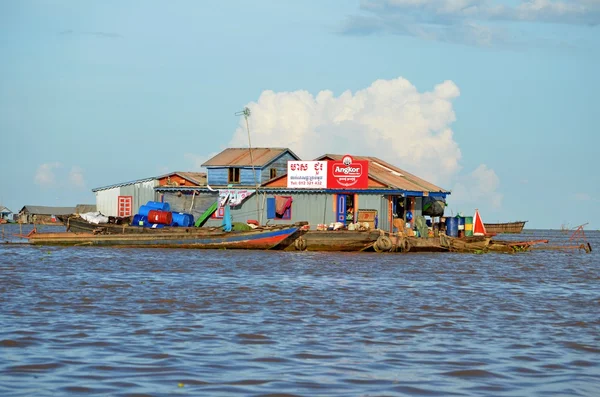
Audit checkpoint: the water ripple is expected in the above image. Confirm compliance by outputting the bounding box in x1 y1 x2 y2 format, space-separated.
0 228 598 396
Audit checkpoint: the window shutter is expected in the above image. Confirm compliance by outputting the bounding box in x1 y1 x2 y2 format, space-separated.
266 198 276 219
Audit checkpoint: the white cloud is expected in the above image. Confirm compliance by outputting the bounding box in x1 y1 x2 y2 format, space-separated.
571 192 598 202
184 153 213 172
230 77 464 186
34 162 62 187
229 77 503 215
69 166 86 188
448 164 503 214
362 0 598 24
343 0 600 46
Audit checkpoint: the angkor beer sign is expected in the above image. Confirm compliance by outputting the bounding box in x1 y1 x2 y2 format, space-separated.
287 161 328 189
327 155 369 189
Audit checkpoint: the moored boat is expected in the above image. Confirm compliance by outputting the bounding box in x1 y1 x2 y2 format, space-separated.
483 221 527 234
28 225 302 250
286 229 383 252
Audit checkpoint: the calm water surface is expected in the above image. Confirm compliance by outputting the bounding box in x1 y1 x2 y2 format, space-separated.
1 226 599 396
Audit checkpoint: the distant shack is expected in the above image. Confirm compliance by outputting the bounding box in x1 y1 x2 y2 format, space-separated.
17 205 76 224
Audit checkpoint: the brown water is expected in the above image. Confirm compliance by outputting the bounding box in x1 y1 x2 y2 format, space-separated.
1 225 599 396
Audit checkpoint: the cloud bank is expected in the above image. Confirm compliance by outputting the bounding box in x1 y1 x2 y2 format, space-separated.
34 162 86 189
342 0 600 46
229 76 501 213
35 162 62 187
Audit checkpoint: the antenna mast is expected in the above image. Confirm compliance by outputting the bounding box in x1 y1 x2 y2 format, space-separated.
235 107 262 224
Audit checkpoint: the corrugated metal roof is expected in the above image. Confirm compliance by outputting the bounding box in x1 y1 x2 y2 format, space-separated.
317 154 449 194
158 171 206 185
92 177 156 192
0 206 12 214
75 204 97 213
202 148 299 167
19 206 77 215
154 186 447 197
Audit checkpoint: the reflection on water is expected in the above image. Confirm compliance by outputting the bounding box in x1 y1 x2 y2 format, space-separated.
1 226 599 396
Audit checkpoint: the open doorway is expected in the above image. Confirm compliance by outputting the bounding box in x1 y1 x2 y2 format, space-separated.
336 194 355 224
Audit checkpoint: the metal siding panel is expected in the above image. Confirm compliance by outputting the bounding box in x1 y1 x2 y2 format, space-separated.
95 188 120 217
414 197 423 220
356 194 389 230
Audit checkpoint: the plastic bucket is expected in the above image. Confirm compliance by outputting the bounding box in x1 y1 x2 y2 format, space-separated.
445 217 459 237
171 212 194 227
147 210 173 225
464 216 473 237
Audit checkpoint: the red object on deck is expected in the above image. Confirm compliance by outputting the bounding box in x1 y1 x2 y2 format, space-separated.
147 210 173 225
473 209 487 236
247 219 259 226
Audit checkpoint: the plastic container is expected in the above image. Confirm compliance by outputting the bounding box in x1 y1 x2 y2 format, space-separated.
458 216 465 230
147 210 173 225
171 212 194 227
445 217 459 237
131 214 147 226
145 201 171 211
464 216 473 237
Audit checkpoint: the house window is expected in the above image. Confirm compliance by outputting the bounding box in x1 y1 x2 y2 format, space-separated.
270 168 277 179
118 196 132 217
228 168 240 184
267 196 292 220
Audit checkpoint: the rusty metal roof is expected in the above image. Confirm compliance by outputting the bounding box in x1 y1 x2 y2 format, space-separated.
318 154 449 194
202 148 299 167
159 172 207 185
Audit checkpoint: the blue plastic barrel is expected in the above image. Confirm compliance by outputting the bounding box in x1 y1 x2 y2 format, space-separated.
138 205 155 217
132 214 147 226
446 217 459 237
171 212 194 227
145 201 171 212
458 216 465 230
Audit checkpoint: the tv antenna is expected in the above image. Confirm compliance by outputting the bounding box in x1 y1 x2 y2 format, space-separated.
235 107 261 224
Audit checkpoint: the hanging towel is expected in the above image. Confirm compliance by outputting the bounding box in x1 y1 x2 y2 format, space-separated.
275 196 292 216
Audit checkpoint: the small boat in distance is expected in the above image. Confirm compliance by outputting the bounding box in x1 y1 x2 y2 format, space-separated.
483 221 527 234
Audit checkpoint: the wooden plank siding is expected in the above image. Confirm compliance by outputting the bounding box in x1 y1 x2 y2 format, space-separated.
206 152 298 187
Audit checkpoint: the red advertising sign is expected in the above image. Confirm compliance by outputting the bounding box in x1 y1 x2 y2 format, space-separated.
327 155 369 189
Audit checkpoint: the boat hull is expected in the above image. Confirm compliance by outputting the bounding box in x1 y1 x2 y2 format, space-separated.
286 230 382 252
29 227 300 250
483 221 527 234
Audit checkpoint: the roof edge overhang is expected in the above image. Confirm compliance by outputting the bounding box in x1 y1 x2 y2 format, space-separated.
155 186 449 197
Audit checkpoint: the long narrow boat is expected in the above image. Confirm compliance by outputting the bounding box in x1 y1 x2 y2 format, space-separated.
28 226 301 250
483 221 527 234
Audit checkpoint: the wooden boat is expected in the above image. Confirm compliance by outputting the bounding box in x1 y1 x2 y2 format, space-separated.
483 221 527 234
58 215 204 235
28 225 302 250
286 229 383 252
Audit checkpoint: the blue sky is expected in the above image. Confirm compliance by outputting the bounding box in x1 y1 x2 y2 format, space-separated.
1 0 598 229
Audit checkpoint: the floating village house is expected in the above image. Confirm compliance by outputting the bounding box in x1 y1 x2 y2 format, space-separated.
1 205 13 222
155 148 450 232
92 172 207 217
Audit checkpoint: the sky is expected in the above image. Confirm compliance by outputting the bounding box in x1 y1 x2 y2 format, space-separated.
1 0 598 229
